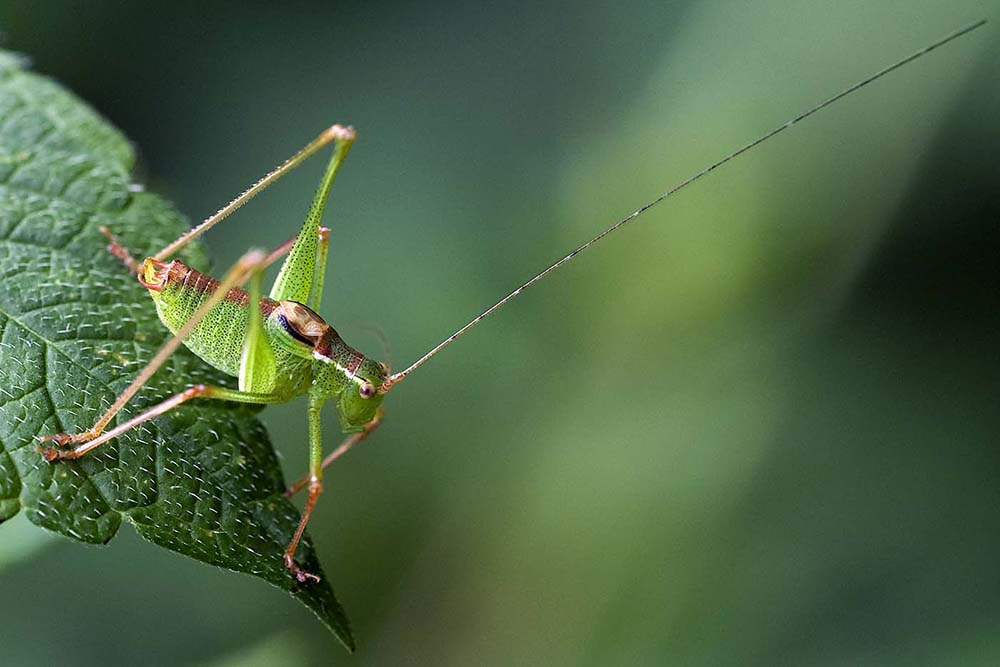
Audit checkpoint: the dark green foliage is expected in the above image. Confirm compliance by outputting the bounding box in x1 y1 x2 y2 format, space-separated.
0 51 353 650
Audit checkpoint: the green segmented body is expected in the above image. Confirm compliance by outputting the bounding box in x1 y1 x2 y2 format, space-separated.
150 260 270 376
145 259 375 411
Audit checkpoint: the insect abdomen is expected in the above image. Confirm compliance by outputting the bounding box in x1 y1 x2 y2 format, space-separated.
148 261 266 377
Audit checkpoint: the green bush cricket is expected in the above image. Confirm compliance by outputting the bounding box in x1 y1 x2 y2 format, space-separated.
36 20 986 584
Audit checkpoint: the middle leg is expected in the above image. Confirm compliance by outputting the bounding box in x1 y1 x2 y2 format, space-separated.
283 392 330 583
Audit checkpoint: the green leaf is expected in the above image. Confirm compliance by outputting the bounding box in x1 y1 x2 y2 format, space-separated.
0 51 354 650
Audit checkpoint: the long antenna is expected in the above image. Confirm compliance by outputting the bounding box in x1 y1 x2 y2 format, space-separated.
381 19 987 393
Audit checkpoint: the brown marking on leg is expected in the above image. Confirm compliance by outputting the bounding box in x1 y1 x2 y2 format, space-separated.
283 478 323 583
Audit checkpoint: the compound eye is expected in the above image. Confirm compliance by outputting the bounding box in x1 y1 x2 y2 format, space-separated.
359 382 375 399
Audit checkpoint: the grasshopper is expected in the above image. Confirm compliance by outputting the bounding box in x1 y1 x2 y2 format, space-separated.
37 20 985 583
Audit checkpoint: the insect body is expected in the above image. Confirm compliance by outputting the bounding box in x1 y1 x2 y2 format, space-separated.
40 125 387 582
37 21 986 583
141 257 384 430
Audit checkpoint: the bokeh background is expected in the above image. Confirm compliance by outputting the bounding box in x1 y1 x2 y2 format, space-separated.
1 1 998 665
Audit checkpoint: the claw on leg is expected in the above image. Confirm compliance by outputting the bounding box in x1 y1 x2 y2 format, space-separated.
37 429 97 446
38 445 70 462
37 429 100 461
283 478 324 585
284 553 321 584
38 430 100 461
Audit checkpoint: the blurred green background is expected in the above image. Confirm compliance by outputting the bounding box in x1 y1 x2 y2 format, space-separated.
1 1 998 665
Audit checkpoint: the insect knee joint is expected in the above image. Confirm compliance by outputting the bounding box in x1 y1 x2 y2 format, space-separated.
182 384 209 399
325 124 355 142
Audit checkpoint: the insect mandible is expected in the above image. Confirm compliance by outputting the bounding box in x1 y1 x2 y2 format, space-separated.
37 20 986 583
